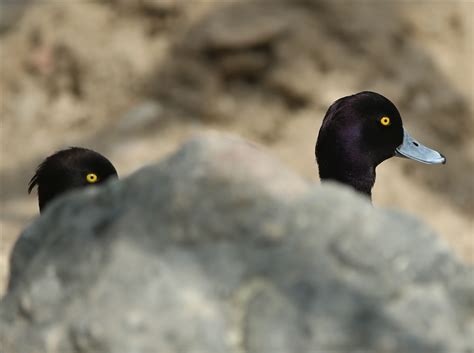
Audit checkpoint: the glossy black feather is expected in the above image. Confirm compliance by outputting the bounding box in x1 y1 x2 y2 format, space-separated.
28 147 118 212
316 91 404 197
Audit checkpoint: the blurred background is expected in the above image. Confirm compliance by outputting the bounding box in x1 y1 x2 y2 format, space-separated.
0 0 472 293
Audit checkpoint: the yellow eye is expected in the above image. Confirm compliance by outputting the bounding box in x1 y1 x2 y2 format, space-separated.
86 173 98 183
380 116 391 126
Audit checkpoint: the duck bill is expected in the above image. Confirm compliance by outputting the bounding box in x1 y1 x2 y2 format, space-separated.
395 129 446 164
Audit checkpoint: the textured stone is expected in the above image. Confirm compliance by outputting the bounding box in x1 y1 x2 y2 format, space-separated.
1 133 473 353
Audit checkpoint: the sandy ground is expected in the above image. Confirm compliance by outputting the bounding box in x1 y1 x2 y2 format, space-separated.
1 0 473 295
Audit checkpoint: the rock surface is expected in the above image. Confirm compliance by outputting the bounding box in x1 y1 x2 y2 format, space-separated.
1 133 473 353
1 0 473 295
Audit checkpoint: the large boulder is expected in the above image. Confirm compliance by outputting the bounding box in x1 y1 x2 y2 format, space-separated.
1 133 473 353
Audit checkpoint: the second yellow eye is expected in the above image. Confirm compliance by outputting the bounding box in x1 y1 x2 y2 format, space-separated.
380 116 391 126
86 173 98 183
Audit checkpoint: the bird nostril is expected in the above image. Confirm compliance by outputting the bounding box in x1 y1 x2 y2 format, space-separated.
412 142 419 147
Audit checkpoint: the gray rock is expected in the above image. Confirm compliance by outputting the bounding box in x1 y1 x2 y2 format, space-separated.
1 133 473 353
116 101 163 132
192 4 288 51
0 0 31 33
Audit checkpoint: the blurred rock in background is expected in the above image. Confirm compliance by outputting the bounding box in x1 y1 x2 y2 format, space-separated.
0 0 32 33
0 0 473 293
2 134 473 353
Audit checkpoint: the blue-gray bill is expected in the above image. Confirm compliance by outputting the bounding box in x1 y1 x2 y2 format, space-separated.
395 130 446 164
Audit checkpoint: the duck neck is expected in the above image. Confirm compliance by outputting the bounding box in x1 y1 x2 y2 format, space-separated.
318 157 376 198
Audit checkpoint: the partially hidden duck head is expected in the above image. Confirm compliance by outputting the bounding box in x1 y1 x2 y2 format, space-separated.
29 147 118 212
316 91 445 198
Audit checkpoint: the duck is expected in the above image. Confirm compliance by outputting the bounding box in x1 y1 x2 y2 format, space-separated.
315 91 445 198
28 147 118 212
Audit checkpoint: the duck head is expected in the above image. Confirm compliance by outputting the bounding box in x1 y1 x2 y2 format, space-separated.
28 147 118 212
316 91 445 197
